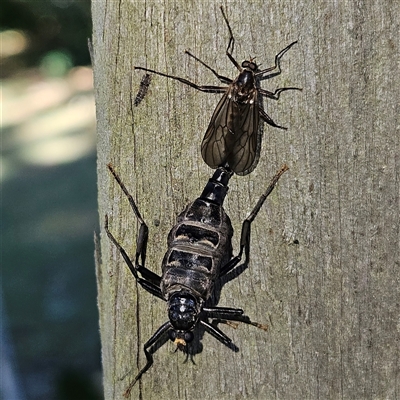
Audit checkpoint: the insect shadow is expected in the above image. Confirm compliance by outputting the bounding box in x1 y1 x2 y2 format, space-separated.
135 6 301 175
105 163 288 396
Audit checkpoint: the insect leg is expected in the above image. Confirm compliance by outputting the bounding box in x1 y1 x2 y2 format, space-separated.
218 254 243 277
134 66 227 94
258 85 301 129
219 6 241 71
258 107 288 130
259 86 302 101
124 321 172 397
256 41 298 80
184 50 232 85
104 215 163 300
220 164 289 276
106 165 163 297
184 7 242 77
200 319 234 348
204 307 268 331
203 306 244 317
238 164 289 261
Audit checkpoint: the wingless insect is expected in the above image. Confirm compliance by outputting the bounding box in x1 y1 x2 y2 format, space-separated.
105 163 288 396
133 73 152 107
135 7 301 175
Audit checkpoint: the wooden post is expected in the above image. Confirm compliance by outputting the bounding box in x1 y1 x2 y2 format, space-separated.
93 1 399 398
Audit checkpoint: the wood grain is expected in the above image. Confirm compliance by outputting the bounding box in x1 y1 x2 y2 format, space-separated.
92 1 400 398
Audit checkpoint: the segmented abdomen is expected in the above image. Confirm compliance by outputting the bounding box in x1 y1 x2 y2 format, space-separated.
161 198 233 301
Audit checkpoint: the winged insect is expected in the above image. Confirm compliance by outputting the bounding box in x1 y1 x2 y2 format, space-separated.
135 7 300 174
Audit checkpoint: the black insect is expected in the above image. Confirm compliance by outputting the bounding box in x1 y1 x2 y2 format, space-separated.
105 163 288 396
133 73 152 106
135 7 300 175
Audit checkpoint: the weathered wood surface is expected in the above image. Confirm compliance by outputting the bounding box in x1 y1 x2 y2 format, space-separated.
92 1 399 398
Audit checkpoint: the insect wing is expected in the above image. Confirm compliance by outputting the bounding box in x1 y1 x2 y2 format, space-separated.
201 88 260 175
201 91 230 169
227 97 260 175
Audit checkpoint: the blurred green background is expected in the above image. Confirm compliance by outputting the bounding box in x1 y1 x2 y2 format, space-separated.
1 1 101 399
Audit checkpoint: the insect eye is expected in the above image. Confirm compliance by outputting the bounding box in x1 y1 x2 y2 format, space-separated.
249 62 257 71
169 330 177 341
184 332 194 343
